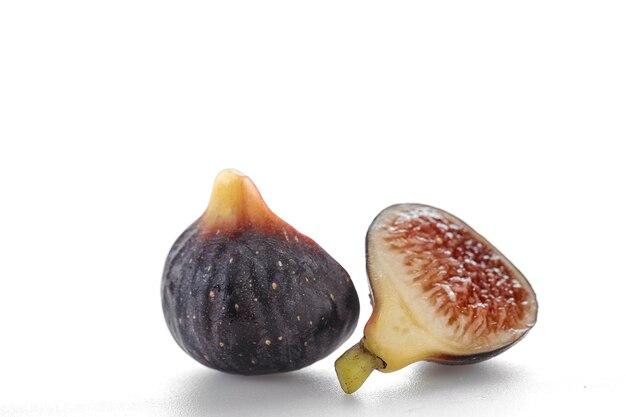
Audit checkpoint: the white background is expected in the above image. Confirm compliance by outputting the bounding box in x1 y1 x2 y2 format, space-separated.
1 1 625 416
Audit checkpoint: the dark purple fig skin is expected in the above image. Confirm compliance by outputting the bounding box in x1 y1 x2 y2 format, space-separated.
162 220 360 375
428 339 520 365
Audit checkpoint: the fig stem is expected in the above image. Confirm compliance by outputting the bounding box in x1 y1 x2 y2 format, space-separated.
334 339 384 394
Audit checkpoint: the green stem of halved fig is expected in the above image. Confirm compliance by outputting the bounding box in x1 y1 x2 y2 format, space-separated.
335 339 385 394
162 169 360 375
335 204 538 393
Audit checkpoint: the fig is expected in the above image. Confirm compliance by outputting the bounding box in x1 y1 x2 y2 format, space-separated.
162 169 359 375
335 204 538 393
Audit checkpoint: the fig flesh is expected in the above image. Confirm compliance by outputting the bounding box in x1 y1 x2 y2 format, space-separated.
162 169 359 375
335 204 537 393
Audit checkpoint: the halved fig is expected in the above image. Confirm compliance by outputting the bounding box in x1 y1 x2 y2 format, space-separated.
335 204 538 393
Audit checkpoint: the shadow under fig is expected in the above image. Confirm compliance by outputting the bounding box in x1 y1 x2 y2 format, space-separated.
390 359 530 406
167 367 361 416
356 359 530 410
167 360 528 415
415 360 524 392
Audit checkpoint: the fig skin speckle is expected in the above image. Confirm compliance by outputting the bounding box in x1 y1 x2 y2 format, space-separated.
162 220 360 375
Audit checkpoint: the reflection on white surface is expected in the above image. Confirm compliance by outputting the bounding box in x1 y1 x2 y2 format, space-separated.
2 356 546 417
165 360 531 417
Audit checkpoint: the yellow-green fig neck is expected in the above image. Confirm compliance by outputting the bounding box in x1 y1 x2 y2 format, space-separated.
200 169 284 233
334 339 385 394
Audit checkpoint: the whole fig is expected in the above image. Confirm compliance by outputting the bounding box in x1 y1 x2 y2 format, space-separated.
162 169 360 375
